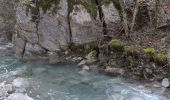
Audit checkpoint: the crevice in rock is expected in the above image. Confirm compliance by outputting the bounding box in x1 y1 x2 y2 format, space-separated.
95 0 107 35
68 0 72 42
21 40 27 58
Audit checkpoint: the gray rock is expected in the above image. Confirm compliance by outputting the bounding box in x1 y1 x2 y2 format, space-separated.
82 65 90 71
145 68 153 74
16 3 38 44
38 0 70 51
161 78 170 88
78 60 86 66
85 50 98 64
0 82 14 99
101 2 121 35
48 52 60 64
23 43 47 60
70 4 102 45
105 67 125 75
13 34 26 58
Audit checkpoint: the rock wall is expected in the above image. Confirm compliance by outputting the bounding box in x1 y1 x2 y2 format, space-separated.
13 0 123 60
0 0 169 61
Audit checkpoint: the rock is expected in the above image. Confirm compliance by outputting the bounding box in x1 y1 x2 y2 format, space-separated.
85 50 98 64
105 67 125 75
7 93 34 100
23 43 47 59
70 3 102 45
153 82 162 88
82 65 90 71
15 3 38 44
64 51 69 55
77 57 83 61
161 78 170 88
101 2 121 35
48 52 60 64
78 60 86 66
0 82 14 99
145 68 153 74
13 34 26 58
38 0 70 51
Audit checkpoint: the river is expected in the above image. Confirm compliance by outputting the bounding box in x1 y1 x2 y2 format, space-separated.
0 42 170 100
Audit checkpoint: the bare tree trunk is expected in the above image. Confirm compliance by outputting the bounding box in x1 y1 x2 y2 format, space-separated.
130 0 139 32
119 0 130 36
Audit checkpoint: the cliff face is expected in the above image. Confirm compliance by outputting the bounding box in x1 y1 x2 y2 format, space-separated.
1 0 170 60
13 0 123 60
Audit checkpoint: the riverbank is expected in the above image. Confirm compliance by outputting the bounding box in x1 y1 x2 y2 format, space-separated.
0 43 170 100
50 29 170 88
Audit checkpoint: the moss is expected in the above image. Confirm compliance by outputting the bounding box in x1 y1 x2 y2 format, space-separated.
108 39 124 50
69 42 95 56
154 53 167 63
124 45 135 55
143 48 156 56
69 0 97 18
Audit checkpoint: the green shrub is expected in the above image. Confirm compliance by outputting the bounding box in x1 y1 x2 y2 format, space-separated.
143 48 156 55
154 53 167 63
108 39 124 50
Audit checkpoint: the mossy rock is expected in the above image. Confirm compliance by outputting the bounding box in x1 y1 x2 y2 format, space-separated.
143 48 156 56
108 39 124 50
69 42 96 56
124 45 135 55
154 53 168 64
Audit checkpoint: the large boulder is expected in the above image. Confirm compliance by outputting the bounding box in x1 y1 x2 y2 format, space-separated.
69 1 103 45
101 1 121 35
38 0 70 51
